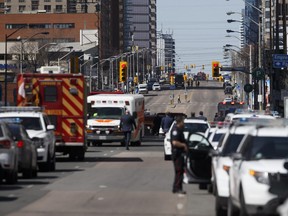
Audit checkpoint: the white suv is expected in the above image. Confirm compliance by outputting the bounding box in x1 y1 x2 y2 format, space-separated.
164 118 210 160
228 125 288 216
0 107 56 172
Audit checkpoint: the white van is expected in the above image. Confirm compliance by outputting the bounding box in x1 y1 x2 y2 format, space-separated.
86 94 145 146
138 83 148 94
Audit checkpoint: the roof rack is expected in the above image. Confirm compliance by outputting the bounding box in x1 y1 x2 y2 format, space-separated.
0 106 44 113
230 118 288 128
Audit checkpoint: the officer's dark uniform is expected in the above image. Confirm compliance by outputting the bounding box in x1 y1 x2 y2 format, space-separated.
170 124 186 193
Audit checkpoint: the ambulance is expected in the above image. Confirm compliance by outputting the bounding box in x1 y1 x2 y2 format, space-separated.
86 94 145 146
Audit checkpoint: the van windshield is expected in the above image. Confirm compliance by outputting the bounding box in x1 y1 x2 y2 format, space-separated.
89 107 124 119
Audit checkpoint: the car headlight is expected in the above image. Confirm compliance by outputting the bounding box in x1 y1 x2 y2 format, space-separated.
249 170 269 185
32 137 45 148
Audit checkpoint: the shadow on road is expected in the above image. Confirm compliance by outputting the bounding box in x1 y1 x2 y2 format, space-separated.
0 196 18 202
87 157 143 163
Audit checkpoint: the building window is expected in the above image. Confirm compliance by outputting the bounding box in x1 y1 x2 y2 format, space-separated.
56 0 62 2
44 5 51 12
44 0 51 2
55 5 63 12
31 5 38 10
19 0 25 2
28 23 52 29
53 23 75 29
6 24 27 29
6 0 11 2
19 5 25 12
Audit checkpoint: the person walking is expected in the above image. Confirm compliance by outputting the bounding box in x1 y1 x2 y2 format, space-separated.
161 112 174 134
120 110 136 150
184 91 188 102
197 111 207 121
177 95 181 103
171 115 188 194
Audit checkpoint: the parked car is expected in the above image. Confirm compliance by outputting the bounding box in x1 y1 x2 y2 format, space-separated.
0 107 56 172
208 127 228 149
228 123 288 216
138 83 148 94
6 122 37 179
164 118 210 160
0 121 18 184
152 82 161 91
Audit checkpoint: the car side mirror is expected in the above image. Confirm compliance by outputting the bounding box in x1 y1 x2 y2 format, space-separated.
47 125 55 131
232 152 243 161
209 149 221 157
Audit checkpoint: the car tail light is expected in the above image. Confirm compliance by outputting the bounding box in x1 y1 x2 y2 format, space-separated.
17 140 24 148
0 140 12 149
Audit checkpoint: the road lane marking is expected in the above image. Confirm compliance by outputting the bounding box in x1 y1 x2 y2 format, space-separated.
8 194 15 198
103 153 108 156
98 197 104 201
99 185 107 188
26 185 33 189
75 166 80 169
177 203 184 210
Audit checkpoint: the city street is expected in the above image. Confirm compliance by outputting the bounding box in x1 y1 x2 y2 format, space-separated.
1 138 215 216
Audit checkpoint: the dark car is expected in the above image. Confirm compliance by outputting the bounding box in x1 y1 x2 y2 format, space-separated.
6 123 37 178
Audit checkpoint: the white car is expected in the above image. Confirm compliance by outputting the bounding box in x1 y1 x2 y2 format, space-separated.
138 83 148 94
164 118 210 160
208 127 228 149
0 121 18 184
211 124 256 216
0 107 56 172
152 82 161 91
228 125 288 216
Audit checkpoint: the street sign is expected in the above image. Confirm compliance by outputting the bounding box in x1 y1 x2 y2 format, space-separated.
273 54 288 68
252 68 265 80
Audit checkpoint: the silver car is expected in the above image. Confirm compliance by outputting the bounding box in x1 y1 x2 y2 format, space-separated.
6 123 37 179
0 122 18 184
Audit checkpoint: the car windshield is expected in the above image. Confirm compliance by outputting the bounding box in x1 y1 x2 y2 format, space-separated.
184 123 209 133
89 107 124 119
221 134 245 156
243 136 288 160
0 117 43 131
6 124 21 140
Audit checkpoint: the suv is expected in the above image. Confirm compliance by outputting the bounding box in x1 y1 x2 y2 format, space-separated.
228 123 288 216
138 84 148 94
0 107 56 172
164 118 210 160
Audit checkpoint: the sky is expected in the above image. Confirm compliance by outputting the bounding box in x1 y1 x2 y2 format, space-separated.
157 0 244 74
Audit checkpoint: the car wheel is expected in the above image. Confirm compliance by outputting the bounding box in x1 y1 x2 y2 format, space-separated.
49 151 56 171
5 170 18 184
164 153 171 161
227 196 239 216
215 187 227 216
77 148 85 161
208 184 213 194
22 167 33 179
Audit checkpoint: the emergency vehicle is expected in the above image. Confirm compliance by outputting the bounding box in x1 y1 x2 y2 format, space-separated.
217 101 247 116
86 94 144 146
17 72 87 160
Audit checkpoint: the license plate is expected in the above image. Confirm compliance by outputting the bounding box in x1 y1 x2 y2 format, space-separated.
99 136 106 140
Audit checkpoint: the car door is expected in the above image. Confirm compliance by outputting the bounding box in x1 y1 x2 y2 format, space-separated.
186 132 214 180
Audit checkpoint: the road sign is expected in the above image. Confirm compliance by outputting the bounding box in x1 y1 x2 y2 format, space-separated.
252 68 265 80
273 54 288 68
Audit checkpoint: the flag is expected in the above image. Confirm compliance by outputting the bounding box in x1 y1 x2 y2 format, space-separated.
17 75 25 106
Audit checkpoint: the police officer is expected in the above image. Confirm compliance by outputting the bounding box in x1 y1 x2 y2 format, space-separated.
171 115 188 194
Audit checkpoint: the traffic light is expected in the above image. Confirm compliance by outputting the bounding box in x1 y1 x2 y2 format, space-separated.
119 61 128 82
212 61 220 77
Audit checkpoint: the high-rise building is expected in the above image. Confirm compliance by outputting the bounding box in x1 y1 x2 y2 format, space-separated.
161 33 175 73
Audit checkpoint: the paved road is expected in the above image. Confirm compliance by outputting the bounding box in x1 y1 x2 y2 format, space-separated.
1 137 215 216
145 80 225 121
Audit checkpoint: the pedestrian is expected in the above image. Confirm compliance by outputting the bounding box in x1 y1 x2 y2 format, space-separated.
184 91 188 102
161 112 174 134
216 112 225 122
177 95 181 103
197 81 200 87
197 111 207 121
190 112 195 118
213 113 218 121
171 115 188 194
120 110 136 150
